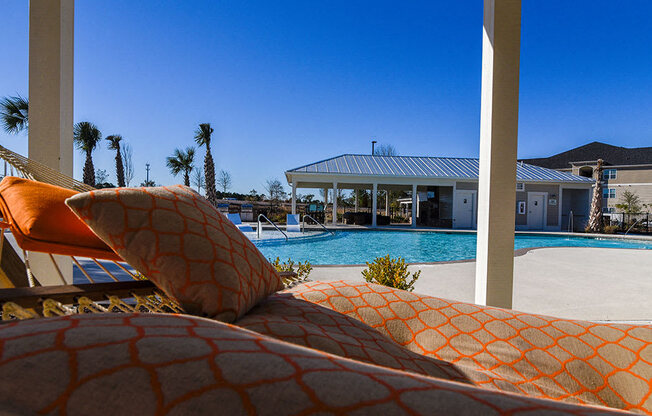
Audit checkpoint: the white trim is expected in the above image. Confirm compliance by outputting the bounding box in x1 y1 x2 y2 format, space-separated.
604 183 652 187
557 185 563 230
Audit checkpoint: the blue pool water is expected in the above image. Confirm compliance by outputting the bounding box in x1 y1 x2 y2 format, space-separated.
253 231 652 265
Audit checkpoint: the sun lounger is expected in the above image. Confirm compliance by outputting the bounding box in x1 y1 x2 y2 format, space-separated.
227 213 253 232
286 214 301 232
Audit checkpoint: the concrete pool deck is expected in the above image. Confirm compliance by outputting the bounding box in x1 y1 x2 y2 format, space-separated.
309 247 652 323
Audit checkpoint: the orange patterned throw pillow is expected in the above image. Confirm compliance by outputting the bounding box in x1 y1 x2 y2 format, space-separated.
65 185 283 321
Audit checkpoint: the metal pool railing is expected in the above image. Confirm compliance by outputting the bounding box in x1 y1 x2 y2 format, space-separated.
301 214 334 236
257 214 288 241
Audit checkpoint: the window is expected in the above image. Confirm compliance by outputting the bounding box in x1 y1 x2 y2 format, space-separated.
603 188 616 199
603 169 617 180
602 207 615 213
516 183 524 191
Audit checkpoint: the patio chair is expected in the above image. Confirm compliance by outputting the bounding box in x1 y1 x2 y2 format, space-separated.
286 214 301 232
227 213 254 232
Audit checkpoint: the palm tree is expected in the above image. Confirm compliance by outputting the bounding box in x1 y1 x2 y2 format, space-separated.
194 123 218 204
586 159 604 233
73 122 102 186
1 95 28 134
106 135 126 187
166 147 195 187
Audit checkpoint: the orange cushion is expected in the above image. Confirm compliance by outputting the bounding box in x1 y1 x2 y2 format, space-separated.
0 313 629 415
292 281 652 414
0 177 120 260
65 185 284 322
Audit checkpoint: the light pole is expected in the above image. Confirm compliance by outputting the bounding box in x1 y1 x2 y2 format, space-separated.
146 163 150 183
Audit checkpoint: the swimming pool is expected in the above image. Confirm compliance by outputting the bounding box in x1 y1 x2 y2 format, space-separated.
253 231 652 265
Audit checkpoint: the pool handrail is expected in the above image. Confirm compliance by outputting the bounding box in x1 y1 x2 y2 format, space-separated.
302 214 335 236
257 214 288 241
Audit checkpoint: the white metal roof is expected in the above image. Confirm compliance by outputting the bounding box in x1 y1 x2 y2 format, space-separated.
287 154 594 183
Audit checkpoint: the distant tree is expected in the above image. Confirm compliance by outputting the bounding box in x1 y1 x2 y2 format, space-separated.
121 143 134 186
303 194 315 203
106 135 126 187
586 159 604 233
615 190 642 214
374 144 398 156
1 95 28 134
217 169 232 193
95 169 109 184
195 123 218 204
247 189 262 201
192 167 205 193
73 121 102 186
264 179 286 212
140 179 156 187
166 147 195 187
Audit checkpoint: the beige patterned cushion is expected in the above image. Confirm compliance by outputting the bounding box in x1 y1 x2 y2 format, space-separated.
0 313 629 415
66 185 283 321
290 281 652 414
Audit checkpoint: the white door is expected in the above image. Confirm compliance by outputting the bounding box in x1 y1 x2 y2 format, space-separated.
527 194 545 229
454 190 475 228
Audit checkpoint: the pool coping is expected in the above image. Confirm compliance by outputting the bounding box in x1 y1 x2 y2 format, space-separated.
309 245 652 268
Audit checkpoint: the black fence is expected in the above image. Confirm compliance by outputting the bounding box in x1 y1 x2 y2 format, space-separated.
604 212 651 234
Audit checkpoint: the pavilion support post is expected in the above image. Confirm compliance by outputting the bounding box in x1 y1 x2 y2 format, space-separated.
291 181 297 215
385 191 389 216
475 0 521 309
354 189 358 211
372 183 378 227
28 0 75 285
332 182 338 225
411 184 417 228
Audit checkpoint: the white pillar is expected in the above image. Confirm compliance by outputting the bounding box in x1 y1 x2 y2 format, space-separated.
385 191 389 216
291 181 297 215
475 0 521 309
29 0 74 176
411 184 417 228
332 182 338 225
354 189 358 211
28 0 75 285
372 183 378 227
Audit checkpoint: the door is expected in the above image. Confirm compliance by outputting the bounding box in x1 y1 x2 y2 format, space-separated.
527 193 545 229
454 190 475 228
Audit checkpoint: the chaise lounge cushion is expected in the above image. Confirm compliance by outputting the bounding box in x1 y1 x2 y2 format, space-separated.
0 313 629 415
65 185 283 321
289 281 652 414
0 177 120 260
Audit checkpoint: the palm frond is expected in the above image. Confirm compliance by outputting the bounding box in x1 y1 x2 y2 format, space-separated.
0 95 28 134
166 147 195 176
106 134 123 150
73 122 102 152
194 123 214 147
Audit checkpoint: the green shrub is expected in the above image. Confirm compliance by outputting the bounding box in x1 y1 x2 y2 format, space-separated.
362 255 420 292
270 257 313 280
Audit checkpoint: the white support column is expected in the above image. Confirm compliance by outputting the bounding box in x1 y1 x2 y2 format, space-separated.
29 0 74 175
385 191 389 216
557 185 563 230
354 189 358 211
475 0 521 309
291 181 297 215
28 0 75 285
332 182 338 225
411 184 418 228
372 183 378 227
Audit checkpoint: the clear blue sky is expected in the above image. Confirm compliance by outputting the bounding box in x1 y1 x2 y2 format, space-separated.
1 1 651 193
